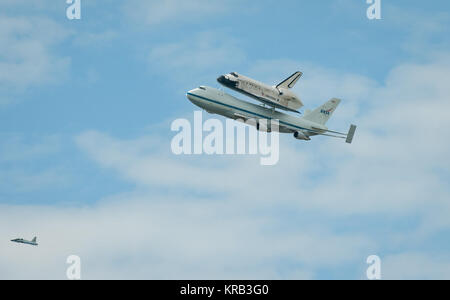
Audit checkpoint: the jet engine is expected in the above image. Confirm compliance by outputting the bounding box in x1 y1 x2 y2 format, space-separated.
293 131 311 141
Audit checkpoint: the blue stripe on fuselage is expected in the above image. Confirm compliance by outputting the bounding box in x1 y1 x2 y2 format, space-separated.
187 92 317 133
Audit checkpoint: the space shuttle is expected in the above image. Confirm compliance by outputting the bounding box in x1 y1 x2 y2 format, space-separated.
11 236 38 246
217 71 304 113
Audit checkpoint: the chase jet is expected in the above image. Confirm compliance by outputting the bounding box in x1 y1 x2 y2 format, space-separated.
217 71 303 113
11 237 38 246
187 86 356 143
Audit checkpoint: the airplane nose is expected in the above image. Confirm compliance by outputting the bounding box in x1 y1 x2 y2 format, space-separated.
186 89 197 102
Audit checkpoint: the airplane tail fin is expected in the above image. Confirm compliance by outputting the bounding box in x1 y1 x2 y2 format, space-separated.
32 237 37 243
276 71 303 89
303 98 341 125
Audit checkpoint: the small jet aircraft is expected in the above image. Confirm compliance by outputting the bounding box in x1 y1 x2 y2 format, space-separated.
11 237 38 246
217 71 304 113
187 86 356 143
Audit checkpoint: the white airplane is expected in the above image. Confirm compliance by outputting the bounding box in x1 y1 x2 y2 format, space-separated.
187 86 357 143
217 71 304 113
11 237 38 246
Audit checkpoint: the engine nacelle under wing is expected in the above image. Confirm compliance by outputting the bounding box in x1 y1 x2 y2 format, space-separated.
234 113 273 132
293 131 311 141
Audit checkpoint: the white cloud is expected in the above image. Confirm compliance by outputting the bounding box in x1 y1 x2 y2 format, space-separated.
0 16 71 99
123 0 238 26
0 134 61 162
0 0 57 10
386 5 450 55
0 168 69 193
147 31 245 84
0 134 70 192
72 31 118 48
382 253 450 280
0 198 372 279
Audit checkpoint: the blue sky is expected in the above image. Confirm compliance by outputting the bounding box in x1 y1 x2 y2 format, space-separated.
1 0 450 279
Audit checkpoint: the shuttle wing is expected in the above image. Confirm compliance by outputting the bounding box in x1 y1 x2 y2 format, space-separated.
276 72 303 89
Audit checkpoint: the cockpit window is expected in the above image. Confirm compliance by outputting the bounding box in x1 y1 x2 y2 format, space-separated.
230 72 238 77
199 86 206 90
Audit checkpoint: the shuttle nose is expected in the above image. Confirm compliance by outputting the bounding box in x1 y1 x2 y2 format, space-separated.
217 74 237 88
217 75 227 84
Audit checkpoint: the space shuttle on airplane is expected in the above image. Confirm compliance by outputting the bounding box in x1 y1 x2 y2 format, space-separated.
186 86 357 144
217 71 304 113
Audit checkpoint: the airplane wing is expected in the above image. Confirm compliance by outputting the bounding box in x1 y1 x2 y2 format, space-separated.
233 112 254 121
276 71 303 89
234 112 295 133
281 122 357 144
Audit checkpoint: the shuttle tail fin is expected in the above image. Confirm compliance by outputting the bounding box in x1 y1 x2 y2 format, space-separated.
31 237 37 243
276 71 303 89
303 98 341 125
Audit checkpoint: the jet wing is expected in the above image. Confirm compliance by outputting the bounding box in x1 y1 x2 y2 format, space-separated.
233 112 251 120
233 112 294 133
283 123 357 143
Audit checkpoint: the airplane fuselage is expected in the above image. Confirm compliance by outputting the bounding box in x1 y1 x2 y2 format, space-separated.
217 72 303 113
11 239 38 246
186 86 326 138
